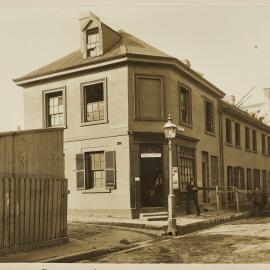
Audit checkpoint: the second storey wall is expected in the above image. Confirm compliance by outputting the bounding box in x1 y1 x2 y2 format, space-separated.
128 64 222 192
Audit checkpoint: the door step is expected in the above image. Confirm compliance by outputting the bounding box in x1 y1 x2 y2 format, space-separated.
140 212 168 221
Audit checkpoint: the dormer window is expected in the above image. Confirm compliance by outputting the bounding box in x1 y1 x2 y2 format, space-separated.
86 28 100 57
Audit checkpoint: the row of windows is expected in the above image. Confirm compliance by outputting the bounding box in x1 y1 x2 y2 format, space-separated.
44 81 106 128
43 77 216 138
179 85 214 134
225 118 270 155
227 166 270 201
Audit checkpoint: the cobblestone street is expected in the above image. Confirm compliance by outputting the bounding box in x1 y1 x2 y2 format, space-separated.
84 217 270 263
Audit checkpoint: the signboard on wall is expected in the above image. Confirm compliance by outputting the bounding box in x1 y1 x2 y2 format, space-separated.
141 153 162 158
172 167 179 189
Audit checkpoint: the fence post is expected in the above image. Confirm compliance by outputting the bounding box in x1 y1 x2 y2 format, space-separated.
216 185 220 216
235 188 240 213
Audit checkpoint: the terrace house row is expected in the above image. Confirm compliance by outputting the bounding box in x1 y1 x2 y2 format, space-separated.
14 12 270 219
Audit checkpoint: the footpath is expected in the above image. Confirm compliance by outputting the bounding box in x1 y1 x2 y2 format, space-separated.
0 210 249 263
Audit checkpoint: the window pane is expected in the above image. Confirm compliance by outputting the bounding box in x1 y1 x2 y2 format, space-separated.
59 105 63 113
53 106 59 114
92 102 99 112
59 114 64 125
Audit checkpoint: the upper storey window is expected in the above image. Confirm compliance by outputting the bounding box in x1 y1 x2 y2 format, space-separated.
43 88 66 128
179 85 192 126
205 98 215 135
81 79 107 125
86 28 101 57
135 75 164 121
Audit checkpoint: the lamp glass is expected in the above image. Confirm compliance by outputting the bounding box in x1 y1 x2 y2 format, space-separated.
163 124 177 139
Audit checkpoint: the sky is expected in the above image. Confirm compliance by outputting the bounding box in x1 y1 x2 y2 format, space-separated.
0 0 270 132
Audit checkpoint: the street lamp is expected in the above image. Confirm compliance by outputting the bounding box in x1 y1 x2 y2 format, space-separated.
164 114 178 236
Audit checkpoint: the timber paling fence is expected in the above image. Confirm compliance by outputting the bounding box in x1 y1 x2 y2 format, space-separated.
0 128 67 253
0 176 68 253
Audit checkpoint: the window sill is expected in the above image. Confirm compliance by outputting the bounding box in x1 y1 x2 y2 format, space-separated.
81 119 108 127
225 142 233 147
205 130 215 137
252 150 258 154
235 145 241 150
245 148 251 152
82 188 111 194
179 122 193 129
45 124 67 129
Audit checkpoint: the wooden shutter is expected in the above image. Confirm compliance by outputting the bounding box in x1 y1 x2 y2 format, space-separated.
105 151 116 189
76 153 85 189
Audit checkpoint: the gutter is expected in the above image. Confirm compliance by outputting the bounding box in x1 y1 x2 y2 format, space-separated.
14 53 225 98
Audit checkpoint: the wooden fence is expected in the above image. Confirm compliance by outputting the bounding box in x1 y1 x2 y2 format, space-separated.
0 128 64 178
0 177 68 252
0 128 67 253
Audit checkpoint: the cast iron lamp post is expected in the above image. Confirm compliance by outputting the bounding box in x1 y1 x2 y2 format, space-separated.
164 114 178 236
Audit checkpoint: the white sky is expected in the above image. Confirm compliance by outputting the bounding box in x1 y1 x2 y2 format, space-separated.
1 0 270 132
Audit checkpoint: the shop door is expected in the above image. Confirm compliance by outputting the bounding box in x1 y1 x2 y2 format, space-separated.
140 148 163 207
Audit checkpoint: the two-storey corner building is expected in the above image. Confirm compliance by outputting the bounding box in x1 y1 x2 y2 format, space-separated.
221 100 270 205
14 11 250 220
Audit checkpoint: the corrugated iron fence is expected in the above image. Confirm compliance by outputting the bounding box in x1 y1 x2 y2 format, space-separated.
0 128 67 253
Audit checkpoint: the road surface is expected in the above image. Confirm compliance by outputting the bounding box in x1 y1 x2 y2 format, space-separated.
84 217 270 263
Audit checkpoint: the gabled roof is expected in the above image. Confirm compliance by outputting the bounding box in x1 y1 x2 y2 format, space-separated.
14 30 171 83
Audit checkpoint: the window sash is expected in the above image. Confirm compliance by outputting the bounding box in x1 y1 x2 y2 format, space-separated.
82 81 106 123
205 100 214 133
179 86 191 125
45 91 64 128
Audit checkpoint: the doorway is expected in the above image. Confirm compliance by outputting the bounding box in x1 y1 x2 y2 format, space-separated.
140 151 163 207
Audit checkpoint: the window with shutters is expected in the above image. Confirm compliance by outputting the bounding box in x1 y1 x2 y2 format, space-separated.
135 75 164 120
75 151 116 191
179 85 192 126
204 98 215 135
43 88 66 128
81 79 107 125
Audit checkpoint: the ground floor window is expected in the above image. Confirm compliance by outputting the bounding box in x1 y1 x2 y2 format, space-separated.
227 166 234 201
211 155 218 187
76 151 116 190
86 152 105 189
176 145 195 191
262 170 267 192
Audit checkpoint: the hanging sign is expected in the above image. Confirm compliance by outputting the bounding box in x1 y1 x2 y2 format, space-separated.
172 167 179 189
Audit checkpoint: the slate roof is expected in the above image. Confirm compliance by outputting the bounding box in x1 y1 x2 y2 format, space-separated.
14 30 171 82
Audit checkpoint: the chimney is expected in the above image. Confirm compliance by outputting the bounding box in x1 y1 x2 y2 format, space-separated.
182 59 191 68
263 88 270 99
224 95 236 106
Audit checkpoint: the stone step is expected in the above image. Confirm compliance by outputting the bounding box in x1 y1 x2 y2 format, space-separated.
141 215 168 222
140 212 168 218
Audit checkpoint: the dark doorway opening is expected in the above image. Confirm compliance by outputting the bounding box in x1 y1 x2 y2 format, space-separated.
140 157 163 207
